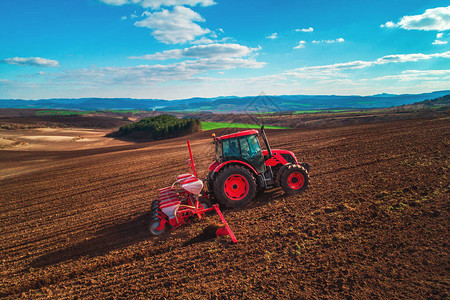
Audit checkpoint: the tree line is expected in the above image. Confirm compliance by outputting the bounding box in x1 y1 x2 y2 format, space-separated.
115 114 201 139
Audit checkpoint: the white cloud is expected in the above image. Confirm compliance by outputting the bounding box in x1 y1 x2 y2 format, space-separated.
236 52 450 97
81 50 445 96
266 32 278 39
312 38 345 44
194 37 234 45
134 6 210 44
376 52 450 63
433 32 448 45
1 57 60 67
374 69 450 81
130 50 181 60
98 0 130 5
189 31 231 45
293 40 306 49
316 51 450 70
188 57 265 71
129 43 257 60
190 37 215 45
276 50 450 82
99 0 216 9
381 6 450 31
43 57 265 86
380 21 396 28
433 39 448 45
295 27 313 32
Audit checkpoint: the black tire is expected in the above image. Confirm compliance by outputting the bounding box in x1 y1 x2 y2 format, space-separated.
207 171 215 200
151 199 159 209
256 188 265 196
213 165 256 208
149 218 166 236
199 198 214 215
279 164 309 195
199 198 212 209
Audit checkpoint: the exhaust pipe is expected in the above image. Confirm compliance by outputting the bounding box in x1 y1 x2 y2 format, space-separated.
260 125 272 158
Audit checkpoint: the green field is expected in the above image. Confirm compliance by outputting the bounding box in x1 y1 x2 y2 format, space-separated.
100 109 143 114
293 110 323 114
293 109 350 114
201 122 289 131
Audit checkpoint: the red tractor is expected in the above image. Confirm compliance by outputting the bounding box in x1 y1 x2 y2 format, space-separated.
149 126 309 242
207 126 310 208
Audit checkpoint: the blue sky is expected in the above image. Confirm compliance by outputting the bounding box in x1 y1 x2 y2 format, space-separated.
0 0 449 100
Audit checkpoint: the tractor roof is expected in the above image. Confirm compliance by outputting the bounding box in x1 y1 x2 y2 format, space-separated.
216 129 259 141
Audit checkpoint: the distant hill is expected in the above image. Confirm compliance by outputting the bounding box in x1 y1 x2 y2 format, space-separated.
0 98 171 111
397 94 450 110
0 90 448 113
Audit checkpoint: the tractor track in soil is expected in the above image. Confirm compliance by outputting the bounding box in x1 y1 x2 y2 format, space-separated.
0 118 449 299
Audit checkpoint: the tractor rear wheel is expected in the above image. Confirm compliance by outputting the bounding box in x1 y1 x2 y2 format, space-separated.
207 171 215 199
279 164 309 195
213 165 256 208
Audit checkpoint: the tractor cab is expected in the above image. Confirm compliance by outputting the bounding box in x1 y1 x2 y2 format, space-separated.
213 130 266 173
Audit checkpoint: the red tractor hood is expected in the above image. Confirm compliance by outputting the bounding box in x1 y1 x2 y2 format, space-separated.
263 149 298 167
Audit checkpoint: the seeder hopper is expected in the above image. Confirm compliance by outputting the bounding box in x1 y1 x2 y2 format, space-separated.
149 140 237 243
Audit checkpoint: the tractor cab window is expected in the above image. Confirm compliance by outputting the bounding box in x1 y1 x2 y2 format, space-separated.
215 141 223 161
222 138 240 158
221 134 265 173
239 135 265 173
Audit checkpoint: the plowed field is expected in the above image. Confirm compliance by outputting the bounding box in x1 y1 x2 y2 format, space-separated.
1 118 449 299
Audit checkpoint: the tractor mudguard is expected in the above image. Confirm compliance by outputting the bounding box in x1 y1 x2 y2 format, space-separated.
208 161 219 172
276 163 291 184
210 160 258 177
300 162 310 172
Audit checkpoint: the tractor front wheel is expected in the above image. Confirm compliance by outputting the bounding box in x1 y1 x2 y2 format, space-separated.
213 165 256 208
279 164 309 195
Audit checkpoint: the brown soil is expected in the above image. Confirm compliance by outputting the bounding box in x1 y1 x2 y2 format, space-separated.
197 108 449 130
0 109 130 130
0 117 449 299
